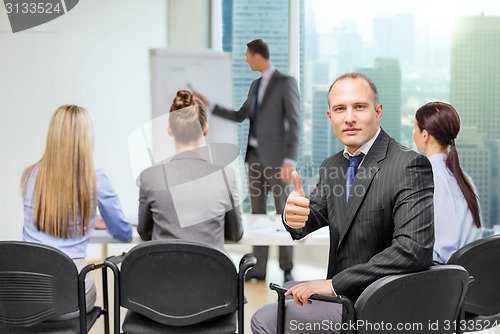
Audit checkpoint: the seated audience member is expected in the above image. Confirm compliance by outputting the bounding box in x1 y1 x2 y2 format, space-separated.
137 90 243 250
251 73 434 334
22 105 133 314
414 101 482 263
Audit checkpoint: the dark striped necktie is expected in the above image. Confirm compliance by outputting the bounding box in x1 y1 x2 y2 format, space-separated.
346 153 364 201
250 77 261 139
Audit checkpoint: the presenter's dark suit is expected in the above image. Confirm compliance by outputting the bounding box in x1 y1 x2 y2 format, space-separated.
213 69 300 275
251 129 434 333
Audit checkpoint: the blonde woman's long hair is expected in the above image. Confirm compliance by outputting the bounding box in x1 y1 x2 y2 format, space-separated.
21 105 96 238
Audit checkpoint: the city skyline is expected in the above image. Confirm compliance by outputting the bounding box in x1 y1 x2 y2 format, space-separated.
451 15 500 228
221 1 500 227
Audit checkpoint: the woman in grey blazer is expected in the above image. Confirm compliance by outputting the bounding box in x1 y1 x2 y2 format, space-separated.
137 91 243 250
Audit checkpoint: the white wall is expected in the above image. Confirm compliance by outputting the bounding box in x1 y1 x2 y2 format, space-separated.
0 0 329 266
168 0 211 49
0 0 167 240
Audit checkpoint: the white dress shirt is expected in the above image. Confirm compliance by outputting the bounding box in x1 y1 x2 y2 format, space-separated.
342 127 381 165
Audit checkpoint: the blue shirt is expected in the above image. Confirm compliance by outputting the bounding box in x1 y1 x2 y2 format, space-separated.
23 168 132 258
429 154 482 263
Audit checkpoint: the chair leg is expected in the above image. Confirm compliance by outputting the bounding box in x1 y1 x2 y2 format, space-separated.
276 291 286 334
102 267 110 334
109 264 121 334
238 280 244 334
78 266 90 333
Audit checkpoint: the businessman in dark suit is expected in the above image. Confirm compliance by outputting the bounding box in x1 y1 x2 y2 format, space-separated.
251 73 434 333
196 39 300 282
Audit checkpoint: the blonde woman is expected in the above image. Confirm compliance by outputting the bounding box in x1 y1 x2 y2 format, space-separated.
21 105 132 314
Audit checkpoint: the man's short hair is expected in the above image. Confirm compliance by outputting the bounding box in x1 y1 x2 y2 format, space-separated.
328 73 379 106
247 39 270 60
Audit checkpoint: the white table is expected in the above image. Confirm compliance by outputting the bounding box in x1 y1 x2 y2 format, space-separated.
89 214 330 258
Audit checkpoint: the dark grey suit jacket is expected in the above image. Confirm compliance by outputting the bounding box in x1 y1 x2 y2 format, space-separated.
138 150 243 250
213 70 300 168
286 129 435 302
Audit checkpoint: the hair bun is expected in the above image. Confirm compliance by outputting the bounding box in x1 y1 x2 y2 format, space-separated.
171 90 194 111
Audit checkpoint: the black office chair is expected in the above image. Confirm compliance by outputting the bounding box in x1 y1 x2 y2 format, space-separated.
105 240 256 334
270 265 470 334
448 234 500 332
0 241 109 334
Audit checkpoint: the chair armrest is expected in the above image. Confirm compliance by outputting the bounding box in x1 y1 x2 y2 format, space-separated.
79 261 106 277
238 253 257 278
104 253 126 334
269 283 355 334
468 275 475 287
78 262 107 303
104 253 126 270
78 262 107 334
457 276 475 334
269 283 354 306
236 253 256 334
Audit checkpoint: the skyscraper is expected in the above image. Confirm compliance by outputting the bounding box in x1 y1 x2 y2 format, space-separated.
311 85 343 170
373 15 415 67
451 15 500 140
221 0 233 52
451 15 500 227
456 127 492 227
334 21 363 73
357 58 402 142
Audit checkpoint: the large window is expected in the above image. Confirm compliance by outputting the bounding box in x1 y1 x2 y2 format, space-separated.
221 0 500 228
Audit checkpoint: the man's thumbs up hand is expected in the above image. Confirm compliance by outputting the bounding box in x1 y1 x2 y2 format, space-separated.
284 171 310 229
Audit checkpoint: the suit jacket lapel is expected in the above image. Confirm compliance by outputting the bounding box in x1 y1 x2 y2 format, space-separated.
330 154 348 224
338 130 390 246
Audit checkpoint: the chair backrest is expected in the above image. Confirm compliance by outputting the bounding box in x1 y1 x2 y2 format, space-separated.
448 234 500 316
119 240 238 326
0 241 79 326
354 265 469 334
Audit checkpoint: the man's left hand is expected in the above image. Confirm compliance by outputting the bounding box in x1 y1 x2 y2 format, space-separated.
284 280 335 306
281 162 295 183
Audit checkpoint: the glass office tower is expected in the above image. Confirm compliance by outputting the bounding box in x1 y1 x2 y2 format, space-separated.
451 15 500 227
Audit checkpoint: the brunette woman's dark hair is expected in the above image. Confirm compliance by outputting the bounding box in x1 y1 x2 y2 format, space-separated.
169 90 207 144
415 101 481 228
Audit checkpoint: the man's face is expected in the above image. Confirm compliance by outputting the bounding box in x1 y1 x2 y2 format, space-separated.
327 77 382 154
245 48 257 71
